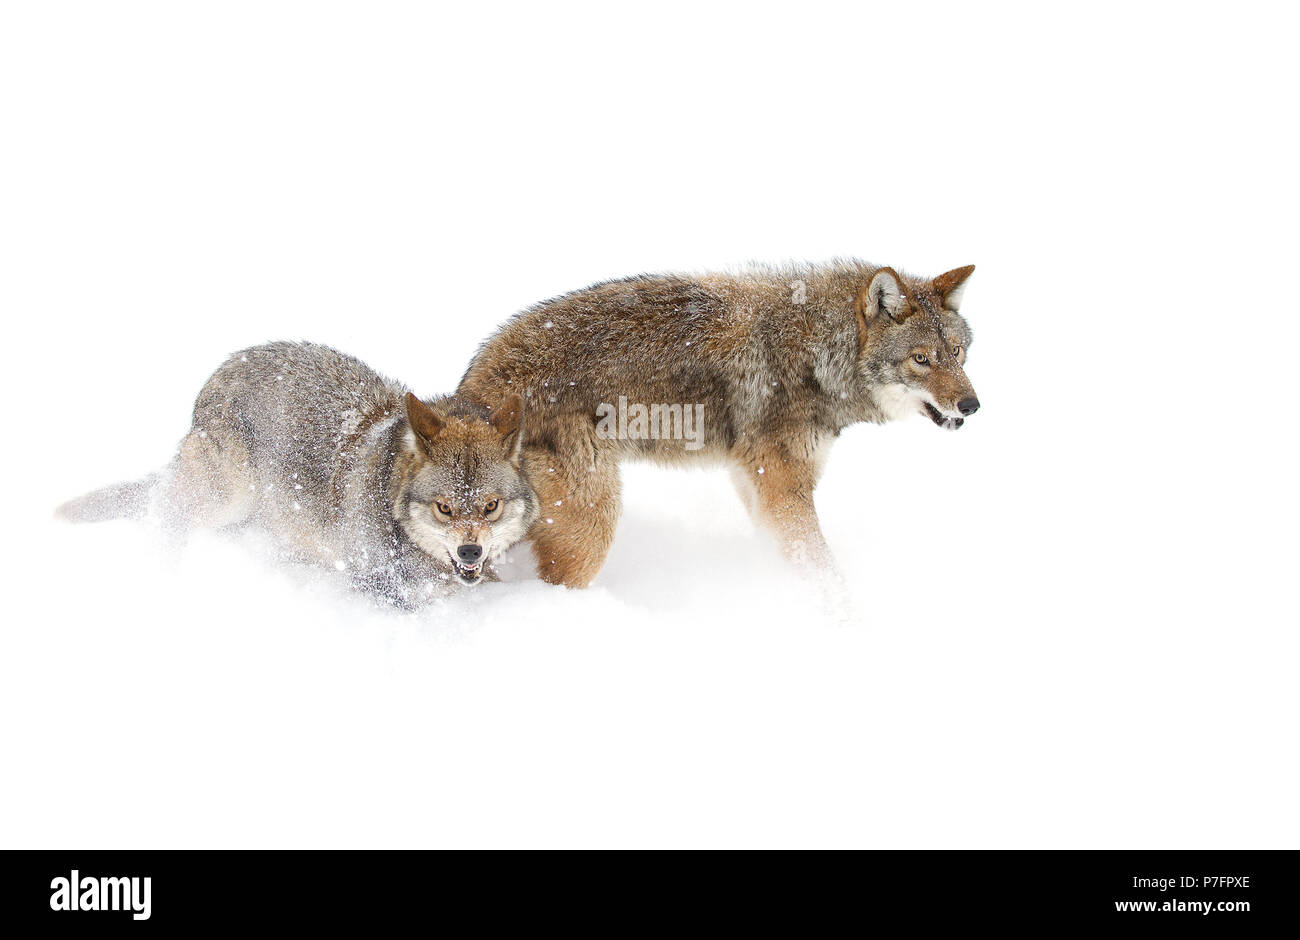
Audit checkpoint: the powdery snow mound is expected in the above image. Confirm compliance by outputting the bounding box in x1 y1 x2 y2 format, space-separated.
7 418 1296 848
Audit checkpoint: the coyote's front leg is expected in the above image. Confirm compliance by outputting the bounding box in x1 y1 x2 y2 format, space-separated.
730 445 834 571
523 423 623 588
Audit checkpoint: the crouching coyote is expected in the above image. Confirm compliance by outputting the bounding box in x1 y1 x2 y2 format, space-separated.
458 262 980 587
59 341 539 605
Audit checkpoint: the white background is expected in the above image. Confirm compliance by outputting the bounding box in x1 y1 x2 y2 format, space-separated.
1 2 1296 847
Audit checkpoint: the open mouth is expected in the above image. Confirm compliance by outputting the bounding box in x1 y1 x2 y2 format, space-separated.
451 559 484 585
923 402 964 431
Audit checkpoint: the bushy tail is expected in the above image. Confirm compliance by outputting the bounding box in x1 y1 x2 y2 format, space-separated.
55 474 159 523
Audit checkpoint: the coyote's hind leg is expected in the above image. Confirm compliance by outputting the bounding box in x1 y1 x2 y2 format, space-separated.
157 423 255 534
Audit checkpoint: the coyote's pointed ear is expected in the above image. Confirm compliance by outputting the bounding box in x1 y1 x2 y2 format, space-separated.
932 265 975 311
490 393 525 464
858 267 908 323
405 392 444 444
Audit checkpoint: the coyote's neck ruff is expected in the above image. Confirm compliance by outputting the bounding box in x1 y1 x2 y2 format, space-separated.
458 260 980 587
59 341 538 606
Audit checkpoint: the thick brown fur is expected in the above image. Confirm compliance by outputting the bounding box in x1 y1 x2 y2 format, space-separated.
458 260 979 587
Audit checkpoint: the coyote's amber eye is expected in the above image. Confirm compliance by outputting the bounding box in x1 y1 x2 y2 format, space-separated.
913 353 929 365
435 501 452 517
952 345 962 357
484 499 500 516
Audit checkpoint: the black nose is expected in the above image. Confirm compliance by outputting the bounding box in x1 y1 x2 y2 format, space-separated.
457 544 483 564
957 397 980 416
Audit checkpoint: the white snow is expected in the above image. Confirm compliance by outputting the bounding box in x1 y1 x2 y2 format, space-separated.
2 3 1297 849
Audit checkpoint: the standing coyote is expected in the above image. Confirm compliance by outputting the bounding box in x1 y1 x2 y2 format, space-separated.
458 261 980 587
58 341 538 605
